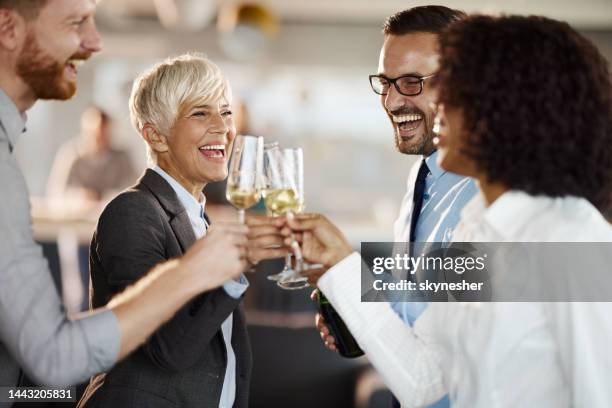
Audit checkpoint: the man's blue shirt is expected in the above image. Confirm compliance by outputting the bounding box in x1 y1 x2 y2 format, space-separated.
391 150 477 407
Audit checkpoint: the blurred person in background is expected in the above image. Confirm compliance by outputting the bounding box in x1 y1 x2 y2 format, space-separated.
315 7 475 408
0 0 249 395
283 14 612 407
47 105 137 205
79 53 287 408
46 105 138 315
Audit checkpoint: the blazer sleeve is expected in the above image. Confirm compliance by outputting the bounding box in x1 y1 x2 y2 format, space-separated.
94 192 243 372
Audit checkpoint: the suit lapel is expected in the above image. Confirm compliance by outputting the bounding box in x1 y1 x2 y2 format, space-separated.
138 169 197 252
170 213 197 252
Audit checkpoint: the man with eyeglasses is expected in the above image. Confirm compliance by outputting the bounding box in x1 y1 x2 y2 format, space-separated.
312 6 477 407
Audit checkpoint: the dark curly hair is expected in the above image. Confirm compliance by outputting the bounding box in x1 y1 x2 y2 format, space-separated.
437 15 612 212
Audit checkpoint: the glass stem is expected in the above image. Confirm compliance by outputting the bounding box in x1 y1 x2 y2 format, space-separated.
238 209 246 224
286 212 303 272
284 253 292 271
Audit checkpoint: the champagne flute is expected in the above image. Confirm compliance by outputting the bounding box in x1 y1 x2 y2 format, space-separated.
262 146 309 289
226 135 263 223
262 144 295 281
276 148 309 290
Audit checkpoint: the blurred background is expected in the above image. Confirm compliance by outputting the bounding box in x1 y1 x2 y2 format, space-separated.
17 0 612 407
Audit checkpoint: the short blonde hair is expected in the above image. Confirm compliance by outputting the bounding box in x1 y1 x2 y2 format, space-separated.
129 53 230 164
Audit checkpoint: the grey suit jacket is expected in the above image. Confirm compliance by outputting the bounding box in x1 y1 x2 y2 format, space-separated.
78 169 252 408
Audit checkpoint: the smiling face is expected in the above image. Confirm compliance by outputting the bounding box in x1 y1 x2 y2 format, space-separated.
155 96 236 193
378 32 439 156
16 0 101 100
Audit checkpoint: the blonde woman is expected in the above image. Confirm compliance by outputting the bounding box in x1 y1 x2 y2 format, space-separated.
79 54 285 408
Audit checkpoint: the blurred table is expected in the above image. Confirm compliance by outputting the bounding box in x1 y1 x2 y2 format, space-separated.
30 196 103 315
30 196 102 244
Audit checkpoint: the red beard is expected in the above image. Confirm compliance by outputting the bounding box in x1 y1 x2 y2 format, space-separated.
16 30 91 101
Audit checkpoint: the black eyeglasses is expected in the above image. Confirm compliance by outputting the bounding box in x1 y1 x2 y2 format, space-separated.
369 73 436 96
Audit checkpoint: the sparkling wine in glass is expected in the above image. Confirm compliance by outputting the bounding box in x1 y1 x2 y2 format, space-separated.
276 147 309 289
262 144 299 281
226 135 263 223
262 146 308 289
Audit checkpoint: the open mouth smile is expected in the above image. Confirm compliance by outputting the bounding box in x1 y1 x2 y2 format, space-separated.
198 144 226 160
393 113 423 138
65 59 85 78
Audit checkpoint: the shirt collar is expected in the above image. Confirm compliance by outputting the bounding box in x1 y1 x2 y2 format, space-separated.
152 165 206 220
461 190 543 240
0 89 27 152
424 150 445 179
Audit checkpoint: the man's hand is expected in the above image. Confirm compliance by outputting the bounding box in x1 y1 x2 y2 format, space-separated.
278 214 353 273
245 215 289 266
311 290 337 352
180 223 249 291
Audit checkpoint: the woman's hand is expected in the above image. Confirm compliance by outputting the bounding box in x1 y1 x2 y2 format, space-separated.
278 213 353 283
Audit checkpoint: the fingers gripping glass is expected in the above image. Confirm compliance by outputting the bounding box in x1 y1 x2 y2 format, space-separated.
369 73 436 96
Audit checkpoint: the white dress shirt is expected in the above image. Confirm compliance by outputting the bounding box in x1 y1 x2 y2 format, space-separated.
318 190 612 407
153 166 248 408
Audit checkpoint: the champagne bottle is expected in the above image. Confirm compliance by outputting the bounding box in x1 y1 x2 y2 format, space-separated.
316 289 364 358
